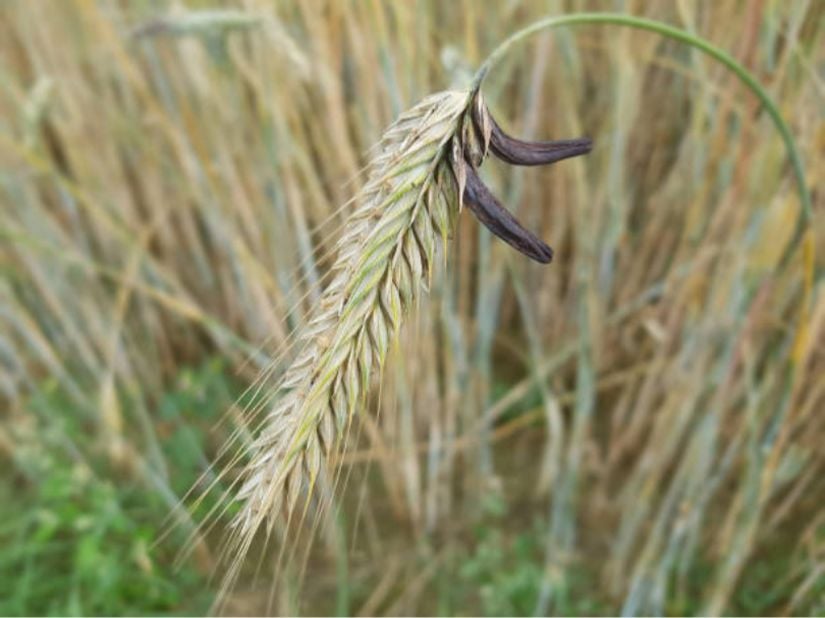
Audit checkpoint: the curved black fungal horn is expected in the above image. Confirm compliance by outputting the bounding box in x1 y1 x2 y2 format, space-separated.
463 164 554 264
462 98 592 263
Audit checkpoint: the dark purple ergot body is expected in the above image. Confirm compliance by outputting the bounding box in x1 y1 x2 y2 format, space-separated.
462 101 592 263
464 165 555 263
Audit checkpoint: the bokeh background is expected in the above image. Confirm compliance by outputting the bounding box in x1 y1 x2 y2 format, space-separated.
1 0 823 615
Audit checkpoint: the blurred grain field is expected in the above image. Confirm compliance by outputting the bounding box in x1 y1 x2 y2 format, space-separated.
1 0 824 615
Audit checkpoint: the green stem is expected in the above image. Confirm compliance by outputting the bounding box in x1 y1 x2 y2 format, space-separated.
473 13 813 269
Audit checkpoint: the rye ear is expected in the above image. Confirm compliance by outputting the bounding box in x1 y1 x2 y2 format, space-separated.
213 90 472 597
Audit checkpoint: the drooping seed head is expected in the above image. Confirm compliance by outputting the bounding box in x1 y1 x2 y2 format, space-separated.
209 88 592 596
218 90 474 588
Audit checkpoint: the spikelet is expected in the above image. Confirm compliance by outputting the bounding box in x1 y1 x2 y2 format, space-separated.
213 87 592 594
221 90 474 573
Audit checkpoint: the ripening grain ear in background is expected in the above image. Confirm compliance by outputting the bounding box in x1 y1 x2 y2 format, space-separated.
1 1 824 616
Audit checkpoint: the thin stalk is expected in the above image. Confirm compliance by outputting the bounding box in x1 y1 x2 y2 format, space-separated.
472 13 814 277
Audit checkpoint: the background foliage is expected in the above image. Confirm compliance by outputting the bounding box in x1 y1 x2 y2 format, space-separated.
1 0 823 615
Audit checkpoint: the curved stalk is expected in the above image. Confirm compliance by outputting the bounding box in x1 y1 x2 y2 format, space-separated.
474 16 815 614
472 13 813 276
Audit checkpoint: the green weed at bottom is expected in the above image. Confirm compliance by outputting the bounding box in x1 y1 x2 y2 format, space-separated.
442 494 612 617
0 467 211 615
0 360 247 616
